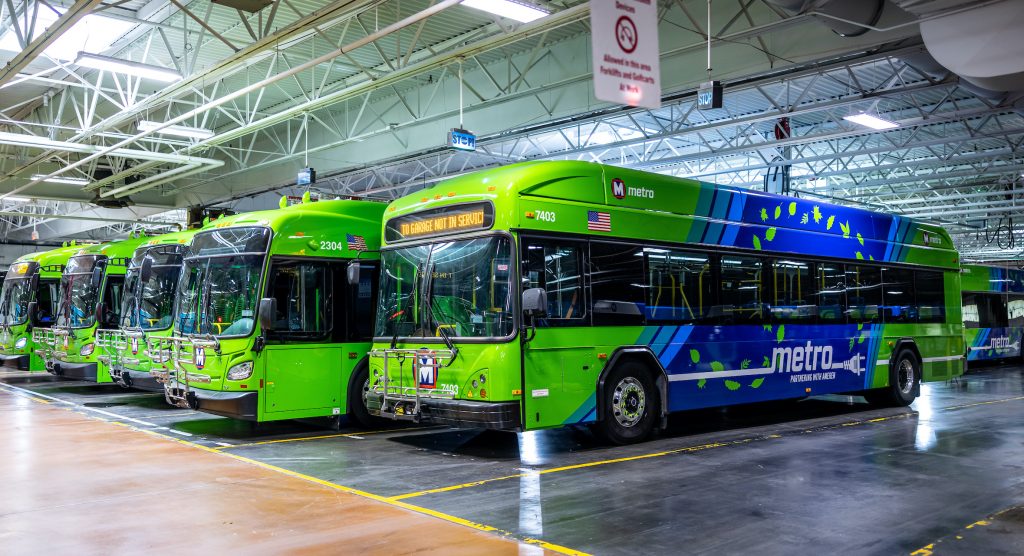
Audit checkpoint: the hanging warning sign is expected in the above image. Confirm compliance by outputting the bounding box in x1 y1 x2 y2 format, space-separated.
590 0 662 109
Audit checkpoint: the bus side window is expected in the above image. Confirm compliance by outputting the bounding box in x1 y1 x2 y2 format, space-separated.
265 261 332 341
846 265 881 323
644 248 711 324
102 276 125 327
589 242 645 326
882 267 916 323
815 263 846 324
915 271 946 324
770 258 814 323
38 281 56 323
1009 295 1024 328
962 294 980 328
521 239 584 323
979 293 1009 328
716 256 765 324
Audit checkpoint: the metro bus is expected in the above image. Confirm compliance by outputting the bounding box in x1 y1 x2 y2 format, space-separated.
153 197 384 424
0 243 86 370
96 228 197 391
35 233 152 382
961 264 1024 365
367 161 965 444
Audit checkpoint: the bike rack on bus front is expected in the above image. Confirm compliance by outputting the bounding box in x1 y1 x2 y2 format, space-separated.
95 329 133 386
368 347 456 422
148 335 218 409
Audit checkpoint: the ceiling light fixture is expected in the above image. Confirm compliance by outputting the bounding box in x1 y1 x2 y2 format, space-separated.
31 174 90 186
137 120 215 140
843 113 899 130
75 53 182 83
461 0 548 23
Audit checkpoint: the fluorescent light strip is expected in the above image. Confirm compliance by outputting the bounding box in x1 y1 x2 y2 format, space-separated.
75 53 182 83
31 174 90 186
843 113 899 130
137 120 215 140
461 0 548 23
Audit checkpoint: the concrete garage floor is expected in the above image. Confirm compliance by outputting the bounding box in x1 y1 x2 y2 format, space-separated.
2 366 1024 555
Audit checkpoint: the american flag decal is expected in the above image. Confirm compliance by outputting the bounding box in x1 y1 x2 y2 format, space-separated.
587 211 611 231
346 234 367 251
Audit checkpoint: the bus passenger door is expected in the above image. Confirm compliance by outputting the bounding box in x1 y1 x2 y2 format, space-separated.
521 238 593 430
262 260 341 416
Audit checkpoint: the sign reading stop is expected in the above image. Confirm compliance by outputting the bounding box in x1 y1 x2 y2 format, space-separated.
590 0 661 109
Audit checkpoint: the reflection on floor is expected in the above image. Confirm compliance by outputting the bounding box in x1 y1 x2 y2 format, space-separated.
3 364 1023 555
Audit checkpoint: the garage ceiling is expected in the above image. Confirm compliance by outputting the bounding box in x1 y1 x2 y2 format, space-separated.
0 0 1020 261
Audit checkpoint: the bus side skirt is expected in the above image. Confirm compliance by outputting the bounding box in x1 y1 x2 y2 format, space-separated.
596 346 670 430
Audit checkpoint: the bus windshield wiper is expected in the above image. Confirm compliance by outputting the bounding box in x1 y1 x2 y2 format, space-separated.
423 263 459 364
390 262 423 349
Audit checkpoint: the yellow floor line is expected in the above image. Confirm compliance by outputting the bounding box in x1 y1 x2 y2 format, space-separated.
0 384 588 556
391 395 1024 501
213 426 425 450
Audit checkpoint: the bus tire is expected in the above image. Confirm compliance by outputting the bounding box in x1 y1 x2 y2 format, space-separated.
595 362 659 445
864 350 919 407
347 360 376 428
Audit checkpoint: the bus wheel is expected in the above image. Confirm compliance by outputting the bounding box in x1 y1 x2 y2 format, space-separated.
596 363 659 445
348 361 376 428
865 350 919 407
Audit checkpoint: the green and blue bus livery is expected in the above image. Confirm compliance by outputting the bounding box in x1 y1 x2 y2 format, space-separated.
154 198 385 423
96 229 197 391
368 161 965 443
961 264 1024 364
0 243 84 371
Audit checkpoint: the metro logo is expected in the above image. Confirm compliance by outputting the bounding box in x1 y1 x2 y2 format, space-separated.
611 178 625 199
194 347 206 369
131 337 139 355
770 342 865 376
418 355 436 389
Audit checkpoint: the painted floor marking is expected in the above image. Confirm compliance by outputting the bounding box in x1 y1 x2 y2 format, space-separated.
390 395 1024 501
0 381 588 556
213 426 431 450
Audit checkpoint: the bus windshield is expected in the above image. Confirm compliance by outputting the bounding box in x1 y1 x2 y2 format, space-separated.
376 235 514 339
174 227 269 338
56 256 105 329
120 248 185 331
0 274 35 326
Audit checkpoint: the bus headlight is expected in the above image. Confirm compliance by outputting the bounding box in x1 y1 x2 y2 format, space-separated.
227 361 254 380
14 337 27 349
80 343 94 356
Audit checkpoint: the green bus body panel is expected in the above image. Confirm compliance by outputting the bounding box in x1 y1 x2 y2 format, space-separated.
179 200 386 422
374 161 964 432
54 234 154 382
0 243 92 371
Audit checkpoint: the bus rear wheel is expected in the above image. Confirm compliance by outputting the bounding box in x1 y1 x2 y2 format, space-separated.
865 350 919 407
595 363 659 445
348 361 377 428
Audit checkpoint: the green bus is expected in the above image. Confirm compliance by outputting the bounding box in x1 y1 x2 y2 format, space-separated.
154 198 384 423
367 161 965 443
0 243 85 370
35 232 153 382
960 264 1024 365
96 229 198 391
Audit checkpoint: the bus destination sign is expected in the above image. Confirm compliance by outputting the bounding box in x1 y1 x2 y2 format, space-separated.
386 202 494 242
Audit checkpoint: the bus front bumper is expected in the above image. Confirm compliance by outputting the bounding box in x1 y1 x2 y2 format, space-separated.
120 368 163 392
368 395 520 430
51 361 98 381
0 353 30 370
181 388 258 421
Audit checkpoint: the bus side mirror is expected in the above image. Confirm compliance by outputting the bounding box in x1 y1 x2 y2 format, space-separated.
26 301 38 330
140 257 154 282
522 288 548 319
258 297 277 332
95 304 106 327
347 262 360 286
